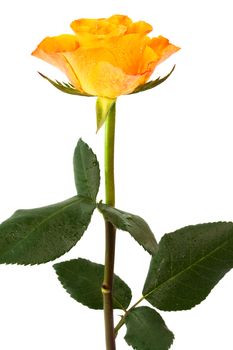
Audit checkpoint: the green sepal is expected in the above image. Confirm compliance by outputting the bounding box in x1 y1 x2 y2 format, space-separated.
130 65 175 94
38 72 92 96
0 196 95 265
53 258 132 310
98 203 158 255
38 67 175 97
143 222 233 311
124 306 174 350
73 139 100 201
96 97 116 132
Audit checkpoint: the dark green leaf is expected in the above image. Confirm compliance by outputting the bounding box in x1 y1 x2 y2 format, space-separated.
73 139 100 201
38 72 92 96
0 196 95 265
125 306 174 350
96 97 116 132
53 258 132 310
130 66 175 94
98 203 158 255
143 222 233 311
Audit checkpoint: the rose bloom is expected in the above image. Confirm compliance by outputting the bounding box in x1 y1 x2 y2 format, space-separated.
32 15 179 99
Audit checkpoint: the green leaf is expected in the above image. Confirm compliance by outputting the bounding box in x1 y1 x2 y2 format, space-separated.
98 203 158 255
96 97 116 132
38 72 92 96
125 306 174 350
73 139 100 201
143 222 233 311
53 258 132 310
0 196 95 265
130 66 175 95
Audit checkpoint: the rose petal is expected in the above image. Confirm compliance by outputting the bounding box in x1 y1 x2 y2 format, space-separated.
63 47 147 98
70 18 127 46
127 21 153 34
107 15 132 27
138 45 160 79
82 61 147 98
32 35 83 91
106 34 152 75
150 36 180 64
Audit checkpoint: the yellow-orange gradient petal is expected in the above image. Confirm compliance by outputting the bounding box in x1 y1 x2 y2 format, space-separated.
63 47 147 98
32 35 83 91
107 15 132 28
126 21 153 34
106 34 152 75
150 36 180 64
36 34 79 53
80 61 147 98
137 46 160 80
70 18 127 46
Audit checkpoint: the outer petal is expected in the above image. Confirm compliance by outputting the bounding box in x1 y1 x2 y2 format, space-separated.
63 47 147 98
32 35 84 91
82 62 147 98
107 34 153 75
149 36 180 64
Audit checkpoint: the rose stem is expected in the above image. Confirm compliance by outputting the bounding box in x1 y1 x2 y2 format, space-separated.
103 101 117 350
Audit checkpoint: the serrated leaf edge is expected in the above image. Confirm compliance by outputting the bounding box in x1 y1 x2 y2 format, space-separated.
74 138 100 201
124 306 174 350
53 258 132 310
0 197 96 266
98 203 158 255
143 221 233 311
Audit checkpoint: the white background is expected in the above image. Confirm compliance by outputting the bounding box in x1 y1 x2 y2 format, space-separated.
0 0 233 349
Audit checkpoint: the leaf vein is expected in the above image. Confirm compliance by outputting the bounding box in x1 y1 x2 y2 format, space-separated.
144 234 233 299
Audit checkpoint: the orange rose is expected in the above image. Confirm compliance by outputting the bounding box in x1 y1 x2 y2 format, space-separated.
32 15 179 99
